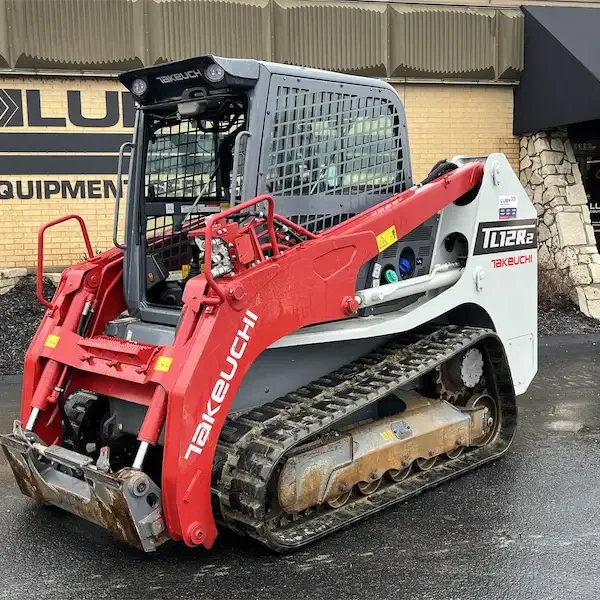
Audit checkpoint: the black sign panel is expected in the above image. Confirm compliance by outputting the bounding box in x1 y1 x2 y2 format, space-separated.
473 219 537 255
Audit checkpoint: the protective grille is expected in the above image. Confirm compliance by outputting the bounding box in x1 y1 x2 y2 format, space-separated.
403 225 433 242
288 213 356 233
266 86 404 197
145 215 203 271
145 113 245 200
381 243 398 260
143 111 245 272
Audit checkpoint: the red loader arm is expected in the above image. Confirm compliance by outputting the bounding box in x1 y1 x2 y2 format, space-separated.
159 161 484 548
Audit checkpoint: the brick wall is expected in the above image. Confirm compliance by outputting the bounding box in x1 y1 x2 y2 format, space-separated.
0 76 518 269
396 83 519 182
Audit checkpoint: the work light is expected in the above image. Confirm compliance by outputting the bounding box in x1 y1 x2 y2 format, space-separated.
204 63 225 83
131 78 148 97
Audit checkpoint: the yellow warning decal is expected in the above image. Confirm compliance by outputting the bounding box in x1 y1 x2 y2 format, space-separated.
155 356 173 372
380 429 394 441
376 225 398 252
181 264 190 279
44 334 60 349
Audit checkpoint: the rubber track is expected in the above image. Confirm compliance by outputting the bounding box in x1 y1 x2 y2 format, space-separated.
212 325 517 552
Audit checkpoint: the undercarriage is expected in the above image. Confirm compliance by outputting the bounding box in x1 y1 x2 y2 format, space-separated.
211 324 513 551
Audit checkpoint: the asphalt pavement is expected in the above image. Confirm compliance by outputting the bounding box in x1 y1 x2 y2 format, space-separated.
1 337 600 600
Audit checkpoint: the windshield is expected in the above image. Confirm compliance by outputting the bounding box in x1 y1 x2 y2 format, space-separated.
144 96 246 204
139 97 247 308
146 122 217 199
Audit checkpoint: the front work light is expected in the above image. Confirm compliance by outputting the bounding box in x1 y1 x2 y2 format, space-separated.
204 63 225 83
131 78 148 97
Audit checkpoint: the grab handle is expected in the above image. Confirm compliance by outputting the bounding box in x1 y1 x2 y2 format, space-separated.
37 215 93 308
113 141 133 250
230 130 251 206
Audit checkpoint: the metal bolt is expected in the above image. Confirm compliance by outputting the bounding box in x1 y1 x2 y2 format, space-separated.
151 517 165 536
189 524 205 545
129 473 150 497
487 417 494 427
118 424 123 431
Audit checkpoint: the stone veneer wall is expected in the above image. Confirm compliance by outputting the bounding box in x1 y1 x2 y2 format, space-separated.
520 128 600 319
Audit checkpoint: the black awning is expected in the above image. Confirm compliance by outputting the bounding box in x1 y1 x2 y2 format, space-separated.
513 5 600 135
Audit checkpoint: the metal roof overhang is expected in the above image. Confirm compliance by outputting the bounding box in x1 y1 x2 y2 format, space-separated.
514 5 600 135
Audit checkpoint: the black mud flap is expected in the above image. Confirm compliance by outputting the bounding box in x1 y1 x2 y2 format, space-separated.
0 422 169 552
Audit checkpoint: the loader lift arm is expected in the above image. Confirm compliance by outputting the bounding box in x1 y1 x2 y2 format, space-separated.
159 160 484 548
6 160 484 551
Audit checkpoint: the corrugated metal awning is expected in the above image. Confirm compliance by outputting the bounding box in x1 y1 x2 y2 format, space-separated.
0 0 523 81
514 5 600 134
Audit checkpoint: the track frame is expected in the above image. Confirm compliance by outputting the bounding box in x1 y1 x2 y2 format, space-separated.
213 325 516 551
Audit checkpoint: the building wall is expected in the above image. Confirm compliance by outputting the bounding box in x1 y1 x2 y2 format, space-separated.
0 75 518 269
398 84 518 181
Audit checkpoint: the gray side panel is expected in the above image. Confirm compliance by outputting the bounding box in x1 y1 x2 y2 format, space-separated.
103 319 393 413
358 213 441 315
231 334 393 413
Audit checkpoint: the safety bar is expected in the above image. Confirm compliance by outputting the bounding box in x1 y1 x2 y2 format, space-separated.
204 195 279 302
113 141 133 250
37 215 94 309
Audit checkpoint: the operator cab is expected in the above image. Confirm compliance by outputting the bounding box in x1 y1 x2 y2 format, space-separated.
119 58 255 314
115 55 432 338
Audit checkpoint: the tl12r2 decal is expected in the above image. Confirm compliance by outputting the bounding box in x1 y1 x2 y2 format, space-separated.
473 219 537 255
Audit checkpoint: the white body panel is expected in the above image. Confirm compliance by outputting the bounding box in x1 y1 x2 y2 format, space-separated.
270 154 538 396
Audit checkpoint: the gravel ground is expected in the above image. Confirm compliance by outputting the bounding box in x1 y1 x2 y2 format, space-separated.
0 276 56 376
1 275 599 376
538 294 600 336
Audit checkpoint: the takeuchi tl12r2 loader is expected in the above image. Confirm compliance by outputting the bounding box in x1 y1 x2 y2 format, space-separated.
0 55 538 553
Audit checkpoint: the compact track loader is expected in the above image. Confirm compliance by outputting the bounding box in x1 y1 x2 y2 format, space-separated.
0 55 538 553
